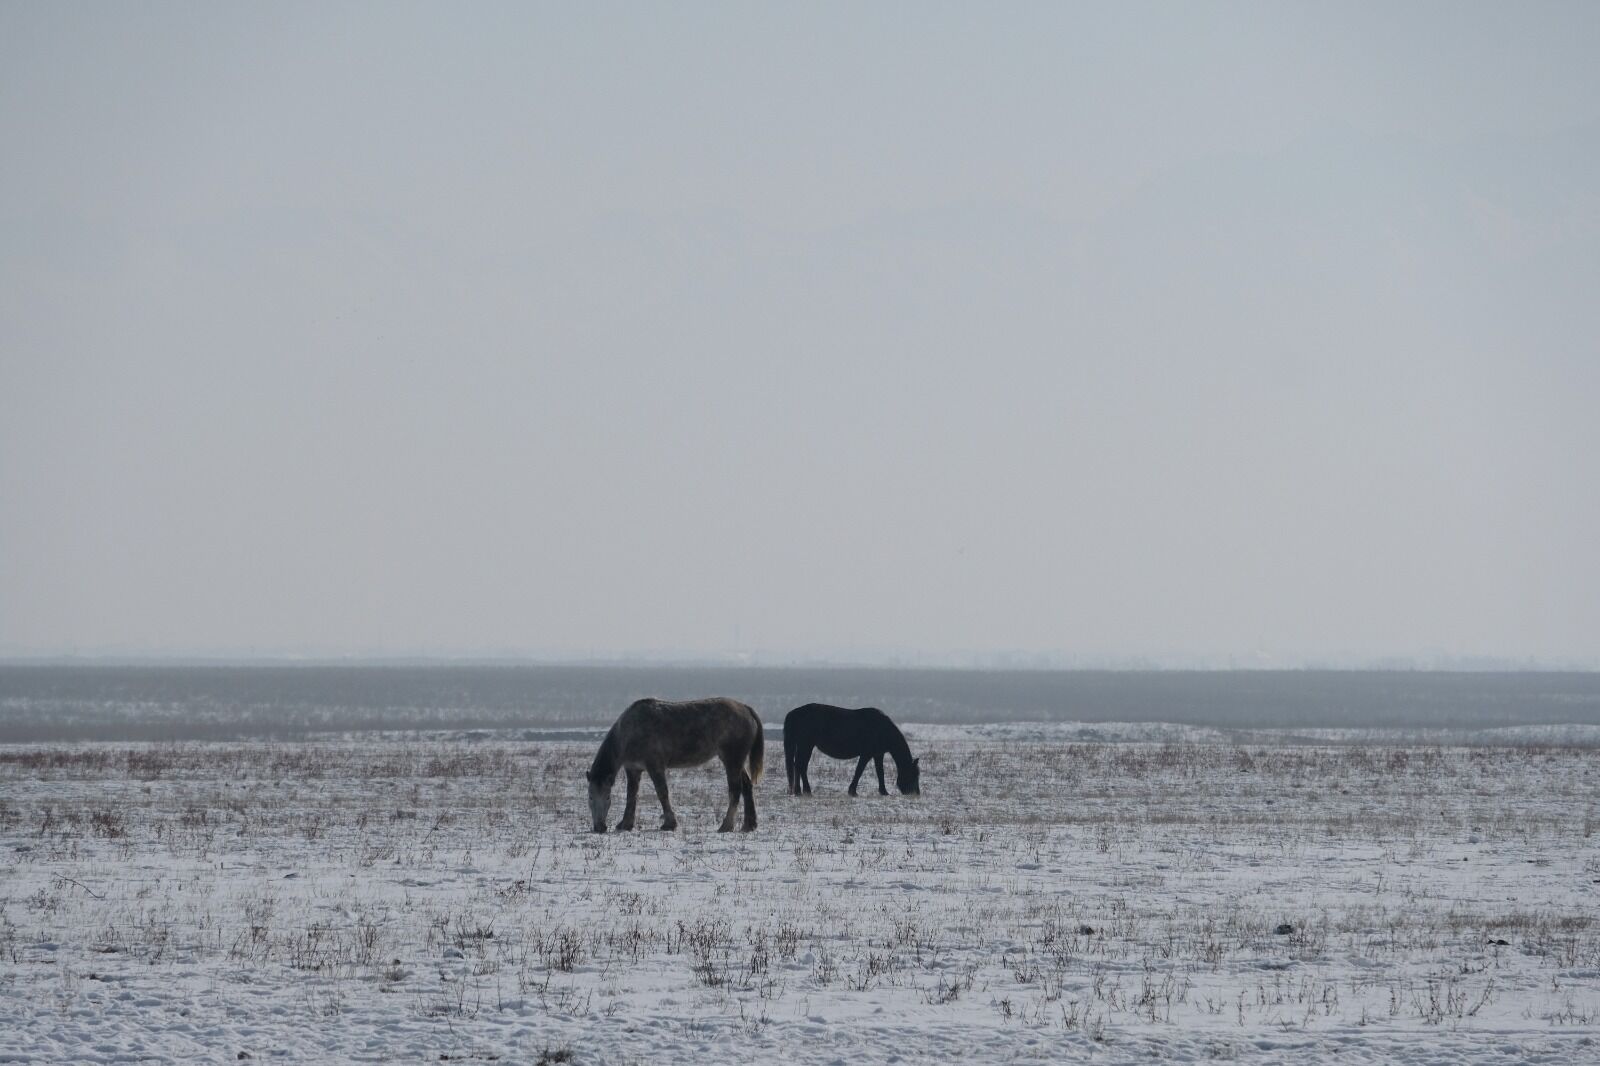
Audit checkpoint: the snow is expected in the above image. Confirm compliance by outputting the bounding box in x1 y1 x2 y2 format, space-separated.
3 728 1599 1063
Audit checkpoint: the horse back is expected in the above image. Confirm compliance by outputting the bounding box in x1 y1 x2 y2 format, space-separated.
783 703 894 758
618 697 758 768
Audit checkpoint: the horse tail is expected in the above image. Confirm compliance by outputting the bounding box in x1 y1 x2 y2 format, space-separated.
748 713 765 786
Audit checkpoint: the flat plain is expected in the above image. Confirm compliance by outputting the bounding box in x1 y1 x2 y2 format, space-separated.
3 725 1599 1064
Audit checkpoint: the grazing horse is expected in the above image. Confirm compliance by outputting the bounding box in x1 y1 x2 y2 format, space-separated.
783 704 920 797
586 697 764 833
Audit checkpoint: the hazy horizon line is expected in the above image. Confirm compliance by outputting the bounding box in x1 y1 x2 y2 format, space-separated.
2 649 1595 673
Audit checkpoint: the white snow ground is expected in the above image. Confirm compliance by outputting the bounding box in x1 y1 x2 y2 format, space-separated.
3 727 1599 1064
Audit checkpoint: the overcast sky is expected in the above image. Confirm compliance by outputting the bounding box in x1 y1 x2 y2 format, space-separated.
3 2 1597 664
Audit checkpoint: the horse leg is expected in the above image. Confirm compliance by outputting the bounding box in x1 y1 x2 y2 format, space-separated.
799 745 815 795
740 769 757 831
874 753 888 795
647 766 678 831
617 768 641 830
848 755 871 796
717 757 742 832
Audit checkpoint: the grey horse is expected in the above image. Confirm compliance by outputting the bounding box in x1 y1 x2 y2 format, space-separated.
586 697 765 833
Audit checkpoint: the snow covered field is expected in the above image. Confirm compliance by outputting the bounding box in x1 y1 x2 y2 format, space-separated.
3 727 1600 1064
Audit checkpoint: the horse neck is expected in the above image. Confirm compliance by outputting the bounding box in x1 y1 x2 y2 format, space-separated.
591 729 620 781
883 724 913 770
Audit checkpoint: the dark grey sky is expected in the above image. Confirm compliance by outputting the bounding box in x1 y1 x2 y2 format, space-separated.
3 3 1597 663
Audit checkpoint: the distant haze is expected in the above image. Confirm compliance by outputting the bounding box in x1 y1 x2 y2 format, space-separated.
3 3 1597 665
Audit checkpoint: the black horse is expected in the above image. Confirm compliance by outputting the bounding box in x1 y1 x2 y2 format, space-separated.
782 704 921 797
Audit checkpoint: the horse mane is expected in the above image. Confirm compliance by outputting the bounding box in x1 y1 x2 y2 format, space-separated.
873 709 915 771
589 727 620 783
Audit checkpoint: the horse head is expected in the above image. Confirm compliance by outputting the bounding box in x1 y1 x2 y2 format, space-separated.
898 756 921 795
586 768 613 832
